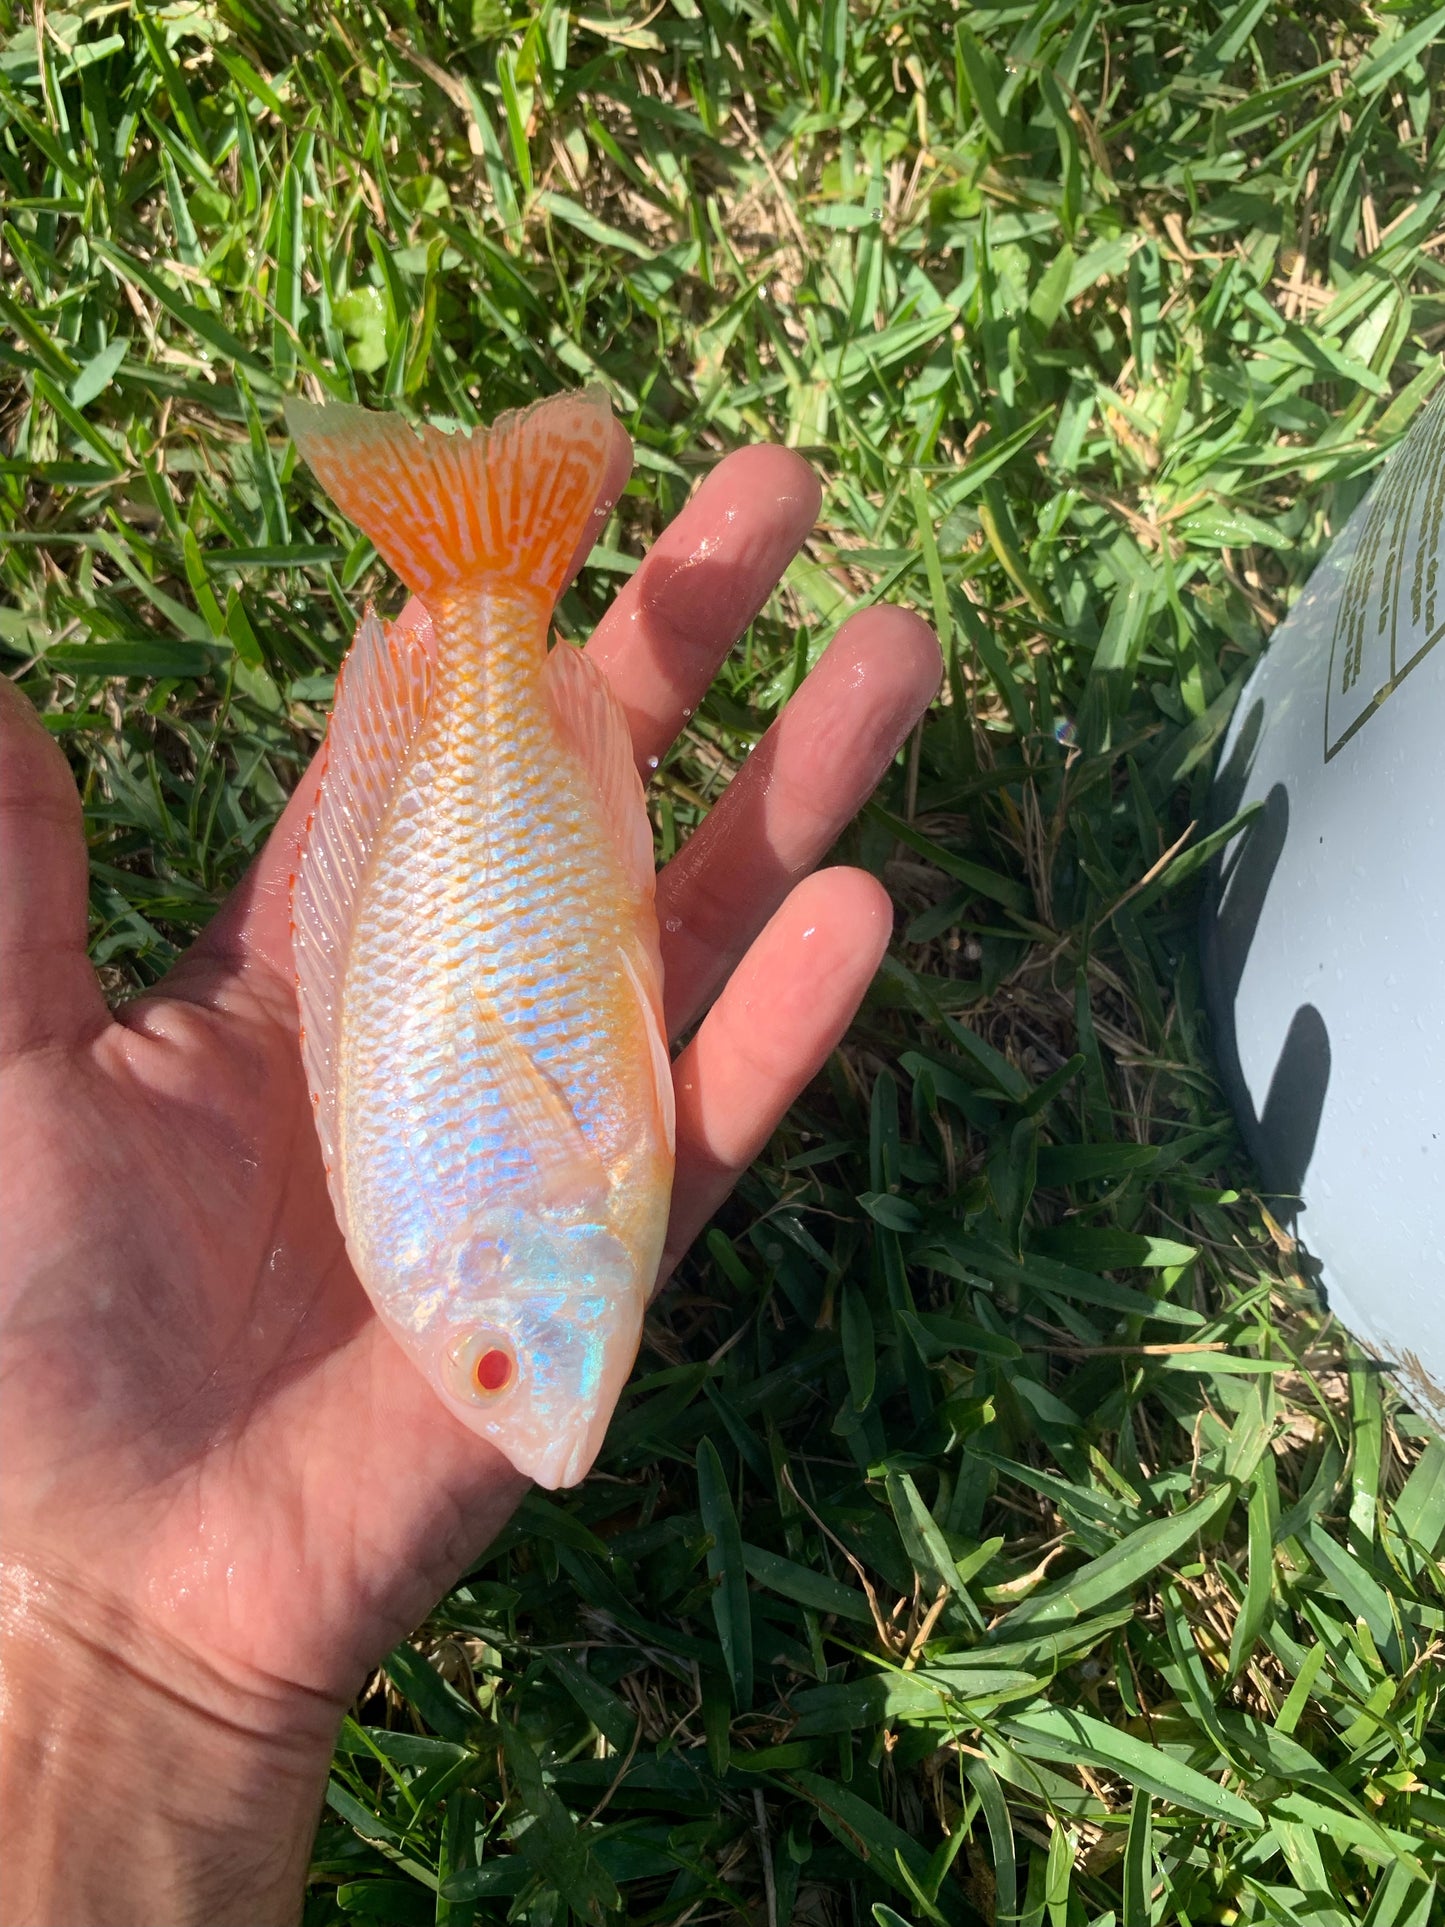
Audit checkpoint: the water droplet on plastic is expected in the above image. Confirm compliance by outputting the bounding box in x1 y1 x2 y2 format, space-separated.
663 916 682 934
645 754 659 771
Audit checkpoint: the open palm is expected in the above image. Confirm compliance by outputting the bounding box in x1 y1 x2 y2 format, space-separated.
0 435 939 1738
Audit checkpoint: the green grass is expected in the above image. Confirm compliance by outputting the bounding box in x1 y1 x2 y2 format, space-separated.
5 0 1445 1922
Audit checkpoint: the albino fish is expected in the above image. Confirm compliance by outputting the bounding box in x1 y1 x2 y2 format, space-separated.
284 388 674 1488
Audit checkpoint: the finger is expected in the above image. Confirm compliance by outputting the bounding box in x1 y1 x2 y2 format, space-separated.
0 677 109 1056
657 605 940 1037
182 420 635 994
658 866 892 1282
585 444 822 771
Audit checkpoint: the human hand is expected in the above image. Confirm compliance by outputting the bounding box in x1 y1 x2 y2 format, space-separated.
0 425 939 1925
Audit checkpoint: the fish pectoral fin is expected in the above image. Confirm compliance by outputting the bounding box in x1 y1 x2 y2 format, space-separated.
543 641 655 901
292 607 434 1229
471 987 610 1212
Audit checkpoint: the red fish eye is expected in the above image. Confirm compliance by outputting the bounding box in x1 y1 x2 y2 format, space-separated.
474 1345 514 1395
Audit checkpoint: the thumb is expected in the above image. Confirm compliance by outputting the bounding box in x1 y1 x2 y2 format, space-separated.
0 677 109 1056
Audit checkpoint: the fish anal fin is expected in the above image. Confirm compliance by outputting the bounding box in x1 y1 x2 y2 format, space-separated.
471 989 610 1213
544 642 655 899
291 607 434 1226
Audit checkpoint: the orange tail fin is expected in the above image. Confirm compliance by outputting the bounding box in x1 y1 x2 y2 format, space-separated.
284 388 613 602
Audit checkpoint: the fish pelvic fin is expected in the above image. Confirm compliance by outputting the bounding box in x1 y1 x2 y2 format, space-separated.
291 606 434 1223
543 640 654 899
620 935 676 1158
542 642 674 1157
284 387 613 602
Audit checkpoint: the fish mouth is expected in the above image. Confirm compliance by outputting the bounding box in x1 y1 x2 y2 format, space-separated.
429 1273 644 1489
499 1423 597 1491
443 1367 607 1489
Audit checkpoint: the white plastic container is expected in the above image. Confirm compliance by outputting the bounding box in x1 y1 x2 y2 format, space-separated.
1201 388 1445 1429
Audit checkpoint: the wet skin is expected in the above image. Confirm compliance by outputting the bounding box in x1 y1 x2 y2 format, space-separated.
0 423 940 1925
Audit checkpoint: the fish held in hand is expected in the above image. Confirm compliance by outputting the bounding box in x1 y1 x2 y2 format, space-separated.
284 388 674 1489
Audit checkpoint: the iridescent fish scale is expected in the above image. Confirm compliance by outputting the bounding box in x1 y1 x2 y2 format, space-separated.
340 598 649 1270
288 390 673 1488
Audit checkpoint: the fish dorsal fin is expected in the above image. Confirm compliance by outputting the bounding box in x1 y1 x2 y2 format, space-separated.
470 987 610 1213
544 641 655 900
620 934 676 1157
284 389 612 603
291 607 434 1219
